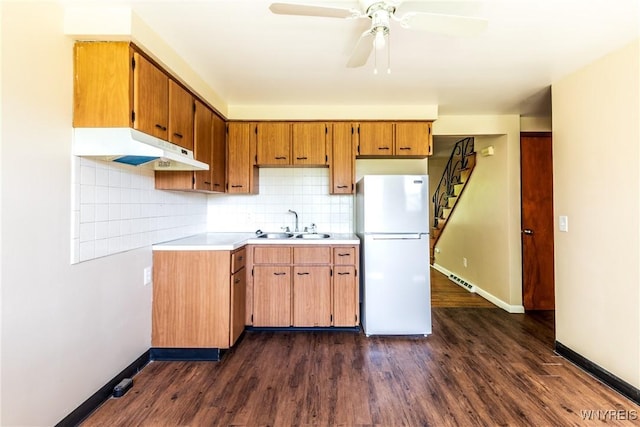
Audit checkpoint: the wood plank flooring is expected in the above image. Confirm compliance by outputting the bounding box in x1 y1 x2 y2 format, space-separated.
81 270 638 426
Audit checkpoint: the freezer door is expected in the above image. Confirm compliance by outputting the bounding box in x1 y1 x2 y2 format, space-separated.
361 234 432 336
358 175 429 233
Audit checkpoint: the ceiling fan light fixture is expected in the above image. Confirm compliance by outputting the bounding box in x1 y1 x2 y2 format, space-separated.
373 28 386 50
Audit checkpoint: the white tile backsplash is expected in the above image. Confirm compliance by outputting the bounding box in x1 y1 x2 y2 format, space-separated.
207 168 354 233
71 156 208 264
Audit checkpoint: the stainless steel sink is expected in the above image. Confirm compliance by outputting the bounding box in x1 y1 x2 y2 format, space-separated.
294 233 331 239
256 232 294 239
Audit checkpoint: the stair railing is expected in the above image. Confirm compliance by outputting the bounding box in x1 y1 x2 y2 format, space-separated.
432 137 475 229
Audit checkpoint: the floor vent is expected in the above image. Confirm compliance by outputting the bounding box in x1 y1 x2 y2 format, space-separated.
449 274 474 291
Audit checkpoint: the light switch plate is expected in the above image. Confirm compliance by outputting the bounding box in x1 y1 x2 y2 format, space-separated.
559 215 568 232
143 266 152 285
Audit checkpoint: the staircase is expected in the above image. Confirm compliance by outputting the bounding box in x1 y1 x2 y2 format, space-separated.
430 137 476 263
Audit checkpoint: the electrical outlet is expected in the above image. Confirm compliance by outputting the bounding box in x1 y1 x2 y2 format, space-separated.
463 257 468 268
143 266 152 285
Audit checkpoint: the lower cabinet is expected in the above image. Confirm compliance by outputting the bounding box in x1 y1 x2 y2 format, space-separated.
152 247 246 349
249 244 359 328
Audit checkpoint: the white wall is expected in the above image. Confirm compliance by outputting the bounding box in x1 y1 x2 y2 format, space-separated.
553 39 640 388
0 3 204 425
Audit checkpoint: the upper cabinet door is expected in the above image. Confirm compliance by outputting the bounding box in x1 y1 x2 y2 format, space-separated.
227 122 258 194
256 122 291 166
292 122 327 166
168 80 194 151
211 113 227 192
132 52 168 140
395 122 432 157
193 99 213 191
329 123 355 194
357 122 394 156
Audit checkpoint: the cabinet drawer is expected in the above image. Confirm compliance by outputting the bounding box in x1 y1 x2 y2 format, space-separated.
253 246 292 264
231 247 247 273
333 247 356 265
293 246 331 264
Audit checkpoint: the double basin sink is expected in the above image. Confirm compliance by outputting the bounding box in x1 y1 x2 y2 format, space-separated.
256 232 331 240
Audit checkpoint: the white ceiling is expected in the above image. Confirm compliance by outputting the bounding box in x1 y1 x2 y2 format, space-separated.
67 0 640 116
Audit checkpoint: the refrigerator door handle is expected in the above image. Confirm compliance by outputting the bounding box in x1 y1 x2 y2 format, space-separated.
370 233 427 240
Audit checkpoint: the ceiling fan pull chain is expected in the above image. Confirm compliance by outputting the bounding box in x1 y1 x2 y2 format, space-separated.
374 40 378 75
387 31 391 74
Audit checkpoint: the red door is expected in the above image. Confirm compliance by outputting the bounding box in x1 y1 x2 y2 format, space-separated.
520 132 555 310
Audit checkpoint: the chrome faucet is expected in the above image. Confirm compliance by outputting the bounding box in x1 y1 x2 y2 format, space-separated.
288 209 299 232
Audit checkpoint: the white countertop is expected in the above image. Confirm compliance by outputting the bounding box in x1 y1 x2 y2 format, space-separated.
153 232 360 251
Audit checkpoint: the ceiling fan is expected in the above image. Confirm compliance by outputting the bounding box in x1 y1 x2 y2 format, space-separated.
270 0 488 71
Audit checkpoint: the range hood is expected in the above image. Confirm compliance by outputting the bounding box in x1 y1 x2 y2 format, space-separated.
73 128 209 171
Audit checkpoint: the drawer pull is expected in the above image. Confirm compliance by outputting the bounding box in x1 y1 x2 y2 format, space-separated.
204 181 211 185
337 185 349 189
273 272 287 276
231 185 243 188
337 272 351 276
155 124 167 131
297 272 310 276
378 146 390 150
296 156 308 160
173 132 183 138
234 278 241 284
275 156 287 160
338 253 350 256
399 146 411 150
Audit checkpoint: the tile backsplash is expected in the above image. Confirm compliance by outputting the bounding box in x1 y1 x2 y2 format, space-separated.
71 156 208 263
207 168 354 234
71 163 354 263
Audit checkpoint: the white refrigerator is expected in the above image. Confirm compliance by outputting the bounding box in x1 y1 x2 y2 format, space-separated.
356 175 432 336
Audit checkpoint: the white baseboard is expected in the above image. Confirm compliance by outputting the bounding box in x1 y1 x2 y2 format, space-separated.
431 264 525 314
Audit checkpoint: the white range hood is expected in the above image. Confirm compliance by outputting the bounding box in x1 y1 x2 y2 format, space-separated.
73 128 209 171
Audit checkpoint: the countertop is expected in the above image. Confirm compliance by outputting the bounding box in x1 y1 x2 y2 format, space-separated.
153 232 360 251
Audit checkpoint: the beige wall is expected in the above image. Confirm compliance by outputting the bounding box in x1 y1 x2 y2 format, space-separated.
1 4 153 425
431 116 523 311
552 39 640 388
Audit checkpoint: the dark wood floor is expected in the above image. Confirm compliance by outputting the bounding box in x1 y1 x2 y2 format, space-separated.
82 271 639 426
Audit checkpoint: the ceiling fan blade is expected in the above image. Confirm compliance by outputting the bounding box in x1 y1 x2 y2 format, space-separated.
346 31 374 68
270 2 360 19
400 12 488 36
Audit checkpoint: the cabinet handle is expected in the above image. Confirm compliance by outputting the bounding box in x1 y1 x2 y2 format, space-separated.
399 147 411 150
338 253 350 257
337 185 348 189
213 183 221 187
378 146 390 150
155 124 167 131
275 156 287 160
234 278 241 284
337 272 351 276
273 272 287 276
231 185 244 188
296 156 308 160
204 181 211 185
238 256 244 261
173 132 183 138
297 272 310 276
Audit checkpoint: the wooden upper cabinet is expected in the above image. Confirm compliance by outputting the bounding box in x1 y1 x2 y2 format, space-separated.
291 122 328 166
211 113 227 191
193 99 214 190
168 79 194 150
395 122 432 157
227 122 259 194
73 42 131 127
132 52 169 140
357 122 394 156
329 122 355 194
256 122 291 166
